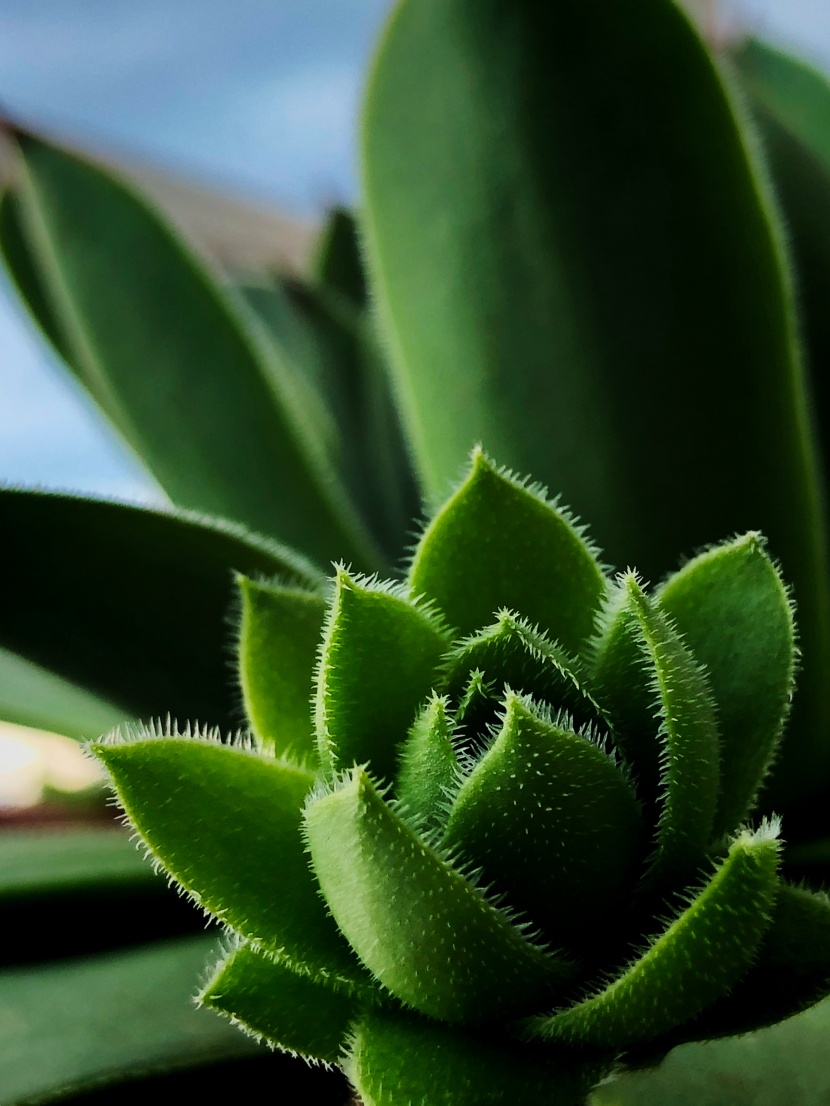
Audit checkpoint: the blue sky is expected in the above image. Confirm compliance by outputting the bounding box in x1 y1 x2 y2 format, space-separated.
1 0 828 504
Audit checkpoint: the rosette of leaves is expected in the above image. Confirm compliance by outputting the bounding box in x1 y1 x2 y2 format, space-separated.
90 452 830 1106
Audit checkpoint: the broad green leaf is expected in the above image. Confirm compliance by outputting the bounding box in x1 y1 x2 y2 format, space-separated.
6 127 379 569
200 941 365 1063
236 576 325 764
92 736 363 985
668 881 830 1043
0 936 258 1105
395 694 459 835
658 534 795 834
364 0 830 797
236 276 418 562
444 610 604 732
0 646 123 740
0 827 155 900
348 1009 601 1106
592 576 720 880
315 569 449 781
0 489 318 730
591 996 830 1106
409 450 607 651
443 694 642 945
305 767 573 1023
528 827 780 1050
312 206 369 310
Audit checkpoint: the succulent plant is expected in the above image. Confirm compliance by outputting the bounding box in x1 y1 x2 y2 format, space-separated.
87 451 830 1106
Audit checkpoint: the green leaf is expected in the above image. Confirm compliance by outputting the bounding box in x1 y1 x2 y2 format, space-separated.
0 936 259 1105
236 576 325 764
395 694 460 835
0 646 124 740
312 206 368 310
590 996 830 1106
730 39 830 808
235 276 418 562
0 489 318 730
6 127 380 569
305 767 573 1023
315 569 449 781
92 735 363 986
348 1009 601 1106
363 0 830 797
591 575 720 880
409 450 607 652
670 881 830 1042
0 187 75 366
443 610 604 732
200 941 365 1063
0 827 155 901
658 534 795 835
443 693 642 945
528 827 780 1050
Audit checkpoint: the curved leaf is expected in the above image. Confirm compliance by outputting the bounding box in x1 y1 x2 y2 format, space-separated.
200 941 366 1063
92 735 365 986
443 693 642 944
0 489 318 730
5 127 380 569
658 533 795 835
305 767 573 1023
395 694 460 835
528 827 780 1049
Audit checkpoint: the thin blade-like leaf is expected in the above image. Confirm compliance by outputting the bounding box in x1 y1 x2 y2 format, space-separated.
6 127 379 569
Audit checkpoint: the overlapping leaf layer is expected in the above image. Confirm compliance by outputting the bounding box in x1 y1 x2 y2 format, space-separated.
93 452 828 1106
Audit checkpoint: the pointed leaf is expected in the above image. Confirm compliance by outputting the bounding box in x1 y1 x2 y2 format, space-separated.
6 127 379 569
315 569 449 781
0 489 320 730
349 1009 600 1106
529 827 780 1049
236 576 325 764
409 450 607 652
670 881 830 1042
92 735 363 985
658 534 795 834
396 694 460 834
592 575 720 879
443 694 642 945
200 941 365 1063
312 206 369 310
444 610 604 732
305 767 573 1023
0 936 258 1105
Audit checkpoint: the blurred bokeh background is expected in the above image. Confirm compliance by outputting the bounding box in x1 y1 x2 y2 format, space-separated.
1 0 829 806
